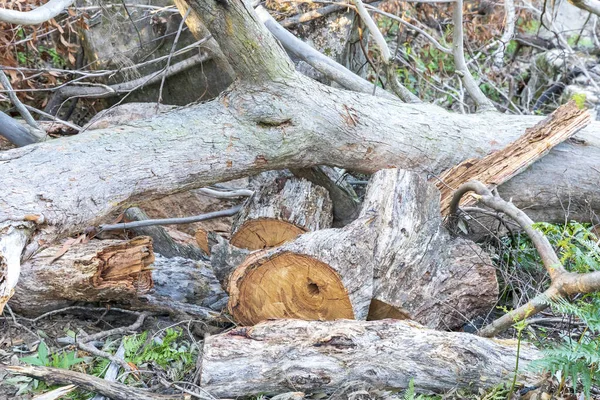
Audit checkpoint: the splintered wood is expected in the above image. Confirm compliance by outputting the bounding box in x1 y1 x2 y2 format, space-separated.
9 237 155 315
436 101 591 216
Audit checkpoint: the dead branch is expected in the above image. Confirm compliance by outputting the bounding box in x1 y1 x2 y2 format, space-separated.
436 101 591 216
449 181 600 337
0 365 182 400
0 0 75 25
452 0 495 112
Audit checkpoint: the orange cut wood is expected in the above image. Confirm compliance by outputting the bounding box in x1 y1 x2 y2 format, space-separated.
230 174 333 250
228 252 354 326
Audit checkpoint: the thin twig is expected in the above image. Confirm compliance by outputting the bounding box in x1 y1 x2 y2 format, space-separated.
99 205 242 231
157 7 191 107
0 69 43 134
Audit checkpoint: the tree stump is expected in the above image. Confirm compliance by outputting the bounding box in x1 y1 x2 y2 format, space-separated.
230 173 333 250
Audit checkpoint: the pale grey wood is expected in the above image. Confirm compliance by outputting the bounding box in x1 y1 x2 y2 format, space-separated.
200 319 541 397
362 169 498 329
0 77 597 310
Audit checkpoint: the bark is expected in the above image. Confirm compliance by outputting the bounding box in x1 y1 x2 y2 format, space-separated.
209 233 250 289
1 0 599 311
231 175 333 249
145 254 228 315
1 365 181 400
363 169 498 329
10 237 155 315
436 101 591 216
199 319 542 398
290 166 360 227
226 169 497 330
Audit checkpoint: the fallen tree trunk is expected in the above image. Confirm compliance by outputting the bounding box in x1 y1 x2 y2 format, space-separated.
436 101 591 216
9 238 226 318
364 170 498 328
10 237 154 314
226 169 497 329
200 319 542 397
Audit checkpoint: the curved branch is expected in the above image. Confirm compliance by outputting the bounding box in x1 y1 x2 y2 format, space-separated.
449 181 565 279
350 0 420 102
0 0 75 25
256 6 396 100
449 181 600 337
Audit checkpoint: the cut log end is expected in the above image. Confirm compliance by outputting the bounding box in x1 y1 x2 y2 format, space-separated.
230 218 306 250
228 251 354 325
367 299 411 321
195 228 210 255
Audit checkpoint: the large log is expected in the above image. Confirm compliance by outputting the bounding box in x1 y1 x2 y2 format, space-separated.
230 173 333 250
363 170 499 328
436 101 591 216
9 238 226 318
227 169 498 329
200 319 542 397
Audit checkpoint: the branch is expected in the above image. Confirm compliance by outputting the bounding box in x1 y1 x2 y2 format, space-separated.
46 53 210 115
452 0 495 112
449 181 600 337
0 70 41 132
569 0 600 16
350 0 420 102
0 0 75 25
186 0 295 82
0 112 43 147
492 0 516 67
99 205 242 231
0 365 182 400
256 6 396 99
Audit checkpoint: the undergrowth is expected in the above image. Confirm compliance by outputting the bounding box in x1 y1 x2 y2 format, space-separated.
497 221 600 398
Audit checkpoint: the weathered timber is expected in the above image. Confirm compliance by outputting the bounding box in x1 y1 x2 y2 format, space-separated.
209 233 250 290
200 319 542 397
436 101 591 216
144 254 228 315
9 238 226 318
227 169 497 329
231 174 333 250
1 365 182 400
290 166 360 227
10 237 154 315
364 169 498 329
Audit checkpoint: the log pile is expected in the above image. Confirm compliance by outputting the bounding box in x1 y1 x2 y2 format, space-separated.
218 169 498 329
